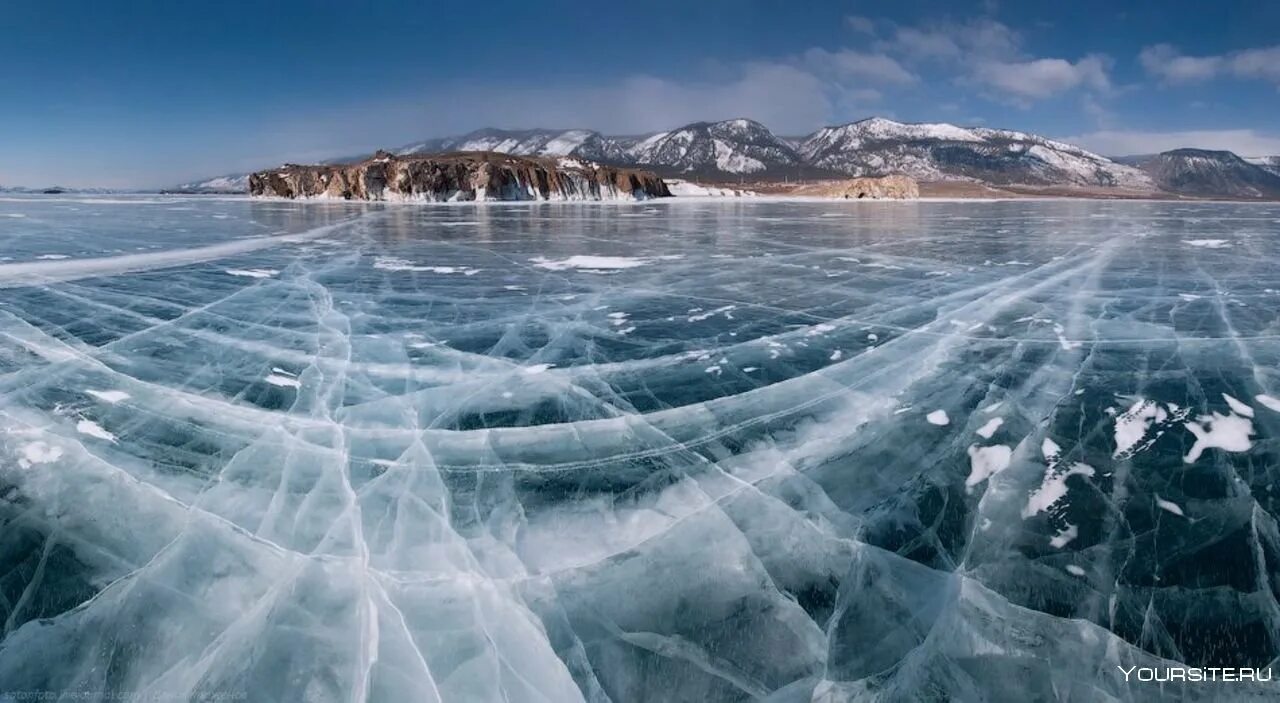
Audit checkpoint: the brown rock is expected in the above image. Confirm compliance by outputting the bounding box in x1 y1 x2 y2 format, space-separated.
789 175 919 200
249 151 671 202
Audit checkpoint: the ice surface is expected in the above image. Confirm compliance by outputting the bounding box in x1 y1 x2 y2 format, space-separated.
2 195 1280 700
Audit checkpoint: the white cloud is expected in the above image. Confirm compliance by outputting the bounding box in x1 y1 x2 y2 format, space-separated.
803 48 917 85
1231 46 1280 83
845 15 876 35
1066 129 1280 157
884 19 1020 62
879 19 1108 103
890 27 962 60
1139 44 1224 83
1140 44 1280 85
971 55 1111 101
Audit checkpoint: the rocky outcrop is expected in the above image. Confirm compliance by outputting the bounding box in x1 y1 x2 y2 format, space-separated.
790 175 919 200
248 151 670 202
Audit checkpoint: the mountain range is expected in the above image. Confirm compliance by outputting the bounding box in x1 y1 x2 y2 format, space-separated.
1245 155 1280 178
1115 149 1280 199
174 117 1280 199
0 185 116 194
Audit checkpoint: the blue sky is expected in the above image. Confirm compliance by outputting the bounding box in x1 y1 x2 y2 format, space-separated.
2 0 1279 188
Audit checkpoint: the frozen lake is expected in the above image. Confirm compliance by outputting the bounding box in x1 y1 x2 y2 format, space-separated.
2 195 1280 700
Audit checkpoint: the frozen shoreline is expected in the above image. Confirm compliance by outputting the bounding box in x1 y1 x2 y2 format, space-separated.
4 192 1280 206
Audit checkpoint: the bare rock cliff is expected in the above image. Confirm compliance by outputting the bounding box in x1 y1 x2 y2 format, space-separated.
249 151 670 202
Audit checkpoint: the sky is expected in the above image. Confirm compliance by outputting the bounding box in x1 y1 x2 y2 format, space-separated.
2 0 1279 188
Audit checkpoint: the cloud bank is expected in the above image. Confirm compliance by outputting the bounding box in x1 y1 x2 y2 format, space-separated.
1067 129 1280 157
1140 44 1280 86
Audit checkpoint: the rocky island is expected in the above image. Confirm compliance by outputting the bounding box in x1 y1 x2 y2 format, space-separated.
248 151 670 202
788 175 920 200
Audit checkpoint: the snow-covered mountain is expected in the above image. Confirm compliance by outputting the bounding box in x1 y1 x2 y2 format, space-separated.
177 116 1280 198
799 117 1152 188
1245 155 1280 178
396 120 807 178
171 174 250 193
620 119 806 177
398 128 627 164
1120 149 1280 199
0 185 118 194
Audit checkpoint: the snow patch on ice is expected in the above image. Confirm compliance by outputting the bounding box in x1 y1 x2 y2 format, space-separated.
926 410 950 426
18 441 63 468
265 373 301 388
1049 523 1078 548
1256 394 1280 413
86 389 130 404
531 255 650 271
1022 435 1097 519
1052 323 1081 350
1112 399 1189 459
1184 411 1254 463
76 419 116 442
975 417 1003 439
374 257 479 275
1222 393 1254 418
1183 239 1230 249
966 444 1012 491
1155 496 1185 517
523 363 555 374
226 268 280 279
687 305 735 323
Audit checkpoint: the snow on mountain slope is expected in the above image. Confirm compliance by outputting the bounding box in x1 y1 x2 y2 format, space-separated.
1245 156 1280 178
396 120 806 178
173 174 250 193
799 118 1153 188
1129 149 1280 199
622 119 803 176
190 116 1280 197
807 117 986 148
397 128 626 163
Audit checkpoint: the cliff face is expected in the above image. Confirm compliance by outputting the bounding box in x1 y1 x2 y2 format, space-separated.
248 151 670 202
790 175 920 200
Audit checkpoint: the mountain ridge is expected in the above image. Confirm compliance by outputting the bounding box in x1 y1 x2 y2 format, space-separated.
171 117 1278 200
1116 149 1280 199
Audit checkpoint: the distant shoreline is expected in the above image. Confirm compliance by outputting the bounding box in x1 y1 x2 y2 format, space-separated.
7 193 1280 208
